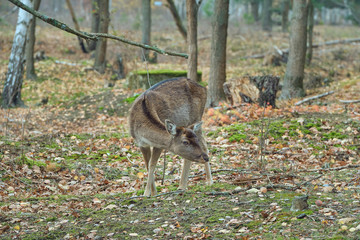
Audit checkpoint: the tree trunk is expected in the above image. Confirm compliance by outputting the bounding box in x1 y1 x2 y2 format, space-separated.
65 0 89 53
93 0 109 74
206 0 229 107
280 0 308 100
141 0 152 62
345 0 360 24
166 0 187 41
25 0 41 80
186 0 199 82
281 0 290 32
250 0 259 22
2 0 33 108
88 0 100 51
262 0 272 32
307 0 314 65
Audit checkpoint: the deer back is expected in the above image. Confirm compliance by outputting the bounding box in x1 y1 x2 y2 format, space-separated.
129 77 207 153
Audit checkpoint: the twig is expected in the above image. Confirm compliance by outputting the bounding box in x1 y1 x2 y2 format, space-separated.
339 99 360 104
297 174 323 187
294 91 335 106
162 151 166 185
295 164 360 173
265 184 298 191
7 0 188 59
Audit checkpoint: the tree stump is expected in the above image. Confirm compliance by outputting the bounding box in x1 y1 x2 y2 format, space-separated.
223 75 280 108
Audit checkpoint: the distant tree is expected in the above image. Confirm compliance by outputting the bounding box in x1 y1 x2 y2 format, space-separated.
262 0 273 31
281 0 290 32
186 0 201 82
88 0 100 51
344 0 360 24
65 0 89 53
206 0 229 107
25 0 41 80
280 0 308 100
93 0 109 74
2 0 33 108
165 0 187 41
141 0 156 62
307 0 314 65
250 0 260 22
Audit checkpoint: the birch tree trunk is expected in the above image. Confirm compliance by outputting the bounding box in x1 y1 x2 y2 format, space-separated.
2 0 33 108
186 0 199 82
280 0 308 100
206 0 229 107
25 0 41 80
307 0 314 65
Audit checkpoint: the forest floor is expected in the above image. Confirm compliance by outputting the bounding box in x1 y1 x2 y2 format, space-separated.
0 24 360 239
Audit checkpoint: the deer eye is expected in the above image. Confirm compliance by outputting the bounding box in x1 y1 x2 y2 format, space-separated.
182 140 190 146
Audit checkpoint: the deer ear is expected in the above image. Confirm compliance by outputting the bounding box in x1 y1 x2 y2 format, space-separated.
192 121 203 134
165 119 177 136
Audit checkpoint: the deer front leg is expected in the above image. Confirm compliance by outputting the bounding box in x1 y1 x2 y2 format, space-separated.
204 162 213 185
178 159 192 190
144 147 162 197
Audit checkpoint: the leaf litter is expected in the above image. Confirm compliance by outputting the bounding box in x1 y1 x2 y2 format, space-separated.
0 26 359 239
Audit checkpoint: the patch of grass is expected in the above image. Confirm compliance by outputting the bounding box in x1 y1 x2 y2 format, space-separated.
122 94 140 104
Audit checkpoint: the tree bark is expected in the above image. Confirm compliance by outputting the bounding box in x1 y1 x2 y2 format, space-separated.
280 0 308 100
250 0 259 22
206 0 229 107
166 0 187 41
141 0 152 61
262 0 272 32
25 0 41 80
186 0 199 82
281 0 290 32
93 0 109 74
88 0 100 51
307 0 314 65
2 0 33 108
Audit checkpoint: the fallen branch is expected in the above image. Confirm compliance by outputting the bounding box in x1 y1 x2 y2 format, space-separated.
7 0 188 59
295 164 360 173
339 99 360 104
297 174 323 187
244 38 360 59
294 91 335 106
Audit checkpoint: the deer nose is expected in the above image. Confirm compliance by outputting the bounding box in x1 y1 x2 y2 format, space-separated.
202 153 209 162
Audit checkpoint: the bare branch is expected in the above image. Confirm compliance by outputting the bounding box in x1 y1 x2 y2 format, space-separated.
7 0 188 59
294 91 335 106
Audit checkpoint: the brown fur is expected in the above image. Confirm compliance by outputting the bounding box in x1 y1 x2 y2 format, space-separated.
129 77 213 196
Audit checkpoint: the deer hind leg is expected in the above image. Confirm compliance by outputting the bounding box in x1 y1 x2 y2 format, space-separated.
204 162 213 186
178 159 192 190
140 147 151 170
144 147 162 197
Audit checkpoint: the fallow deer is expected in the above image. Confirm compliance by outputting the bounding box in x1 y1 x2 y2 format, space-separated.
129 77 213 196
